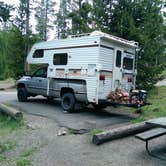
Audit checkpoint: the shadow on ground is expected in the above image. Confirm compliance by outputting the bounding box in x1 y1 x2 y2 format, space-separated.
8 96 132 130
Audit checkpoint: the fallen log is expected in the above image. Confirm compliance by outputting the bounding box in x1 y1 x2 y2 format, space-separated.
0 103 23 120
92 122 154 145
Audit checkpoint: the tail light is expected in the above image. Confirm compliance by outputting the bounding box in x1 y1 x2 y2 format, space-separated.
128 77 132 82
100 75 105 81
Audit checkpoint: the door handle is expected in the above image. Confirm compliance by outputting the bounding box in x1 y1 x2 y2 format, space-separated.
39 80 42 82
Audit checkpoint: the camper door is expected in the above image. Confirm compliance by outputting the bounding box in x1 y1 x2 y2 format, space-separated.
112 50 123 90
121 52 135 91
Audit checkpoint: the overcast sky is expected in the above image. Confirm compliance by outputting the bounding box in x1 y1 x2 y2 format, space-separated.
2 0 19 6
1 0 58 39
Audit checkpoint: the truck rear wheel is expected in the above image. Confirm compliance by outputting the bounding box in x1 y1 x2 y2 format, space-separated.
61 92 76 113
17 88 28 102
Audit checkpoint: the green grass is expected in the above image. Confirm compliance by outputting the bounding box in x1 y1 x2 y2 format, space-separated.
132 86 166 122
0 140 17 163
0 112 24 136
0 141 17 153
0 155 7 162
16 158 32 166
159 69 166 79
89 129 104 136
16 147 37 166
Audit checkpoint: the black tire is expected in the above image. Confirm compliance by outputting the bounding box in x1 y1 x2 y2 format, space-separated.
46 97 54 101
61 92 76 113
17 88 28 102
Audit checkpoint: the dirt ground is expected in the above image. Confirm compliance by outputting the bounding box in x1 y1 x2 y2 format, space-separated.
0 114 165 166
0 79 15 90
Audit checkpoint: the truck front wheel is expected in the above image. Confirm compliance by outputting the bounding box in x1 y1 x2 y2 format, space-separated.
61 93 76 113
17 88 28 102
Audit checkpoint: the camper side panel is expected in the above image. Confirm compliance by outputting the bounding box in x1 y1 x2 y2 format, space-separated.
46 46 100 103
98 40 114 100
67 46 99 103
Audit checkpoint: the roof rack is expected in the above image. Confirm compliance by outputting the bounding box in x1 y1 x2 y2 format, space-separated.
90 31 138 47
68 33 91 38
68 31 138 47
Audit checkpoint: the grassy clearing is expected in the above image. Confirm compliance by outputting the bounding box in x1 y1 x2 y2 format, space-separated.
0 141 17 153
0 112 25 137
0 113 25 164
132 86 166 123
0 140 17 164
0 155 7 162
159 69 166 79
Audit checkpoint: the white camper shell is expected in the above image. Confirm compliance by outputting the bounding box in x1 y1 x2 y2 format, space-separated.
26 31 138 106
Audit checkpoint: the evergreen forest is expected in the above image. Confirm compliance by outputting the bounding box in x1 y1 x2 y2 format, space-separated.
0 0 166 89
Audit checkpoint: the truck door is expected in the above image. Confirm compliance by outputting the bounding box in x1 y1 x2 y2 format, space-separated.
27 67 48 96
112 50 123 90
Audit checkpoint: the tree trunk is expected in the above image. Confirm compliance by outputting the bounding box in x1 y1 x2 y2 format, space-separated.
25 0 30 73
0 104 23 120
92 122 154 145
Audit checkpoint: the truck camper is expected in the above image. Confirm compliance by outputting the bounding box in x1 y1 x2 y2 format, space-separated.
17 31 147 112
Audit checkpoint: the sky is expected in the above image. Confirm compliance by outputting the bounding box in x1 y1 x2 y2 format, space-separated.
1 0 58 39
2 0 19 6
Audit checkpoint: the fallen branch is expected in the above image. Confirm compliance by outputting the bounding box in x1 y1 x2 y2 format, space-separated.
92 122 154 145
0 103 23 120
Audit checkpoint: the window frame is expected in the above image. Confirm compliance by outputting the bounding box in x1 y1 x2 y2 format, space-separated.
116 50 122 68
53 53 68 65
33 49 44 58
123 57 134 70
32 67 47 78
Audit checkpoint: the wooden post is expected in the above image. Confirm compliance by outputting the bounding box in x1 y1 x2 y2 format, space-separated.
0 104 23 120
92 122 154 145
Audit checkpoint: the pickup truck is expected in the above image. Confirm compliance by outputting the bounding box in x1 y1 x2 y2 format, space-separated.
16 67 87 112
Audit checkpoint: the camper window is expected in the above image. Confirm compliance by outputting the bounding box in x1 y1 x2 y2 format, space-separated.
33 49 44 58
116 50 122 67
123 58 133 70
53 53 68 65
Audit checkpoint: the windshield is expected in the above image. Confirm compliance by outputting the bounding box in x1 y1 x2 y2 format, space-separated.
123 58 133 70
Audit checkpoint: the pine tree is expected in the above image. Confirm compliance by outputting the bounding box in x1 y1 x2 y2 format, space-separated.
15 0 30 34
7 26 25 78
35 0 56 40
91 0 109 32
136 0 164 89
55 0 71 38
106 0 164 89
0 30 9 79
0 2 13 28
68 0 92 34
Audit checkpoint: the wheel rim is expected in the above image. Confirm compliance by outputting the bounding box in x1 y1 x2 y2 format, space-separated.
63 97 71 109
